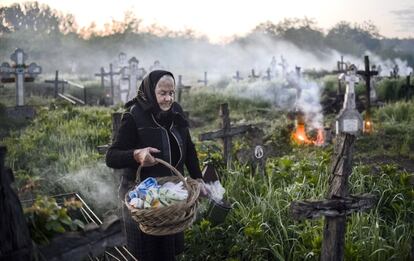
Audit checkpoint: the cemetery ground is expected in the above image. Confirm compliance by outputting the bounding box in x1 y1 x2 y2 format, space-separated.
0 77 413 260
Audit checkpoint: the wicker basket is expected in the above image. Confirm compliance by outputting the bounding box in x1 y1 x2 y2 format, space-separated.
125 158 200 236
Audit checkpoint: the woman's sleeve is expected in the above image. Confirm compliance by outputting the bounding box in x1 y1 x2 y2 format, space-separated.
105 112 140 169
184 128 203 179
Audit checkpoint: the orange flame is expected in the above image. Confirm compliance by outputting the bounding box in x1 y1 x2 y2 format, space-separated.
292 123 313 145
291 114 325 146
363 112 374 134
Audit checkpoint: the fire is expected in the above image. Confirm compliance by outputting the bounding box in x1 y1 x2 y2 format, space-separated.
291 123 325 146
363 113 374 134
291 112 325 146
292 123 313 144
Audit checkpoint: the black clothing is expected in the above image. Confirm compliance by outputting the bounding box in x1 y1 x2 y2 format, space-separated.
106 101 202 181
106 100 202 260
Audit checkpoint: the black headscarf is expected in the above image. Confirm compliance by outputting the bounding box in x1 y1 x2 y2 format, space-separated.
125 70 176 126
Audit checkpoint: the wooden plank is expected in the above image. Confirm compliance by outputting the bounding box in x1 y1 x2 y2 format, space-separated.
290 194 376 220
321 133 355 261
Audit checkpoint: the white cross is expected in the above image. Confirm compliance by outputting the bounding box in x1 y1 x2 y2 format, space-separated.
0 48 41 106
340 66 359 110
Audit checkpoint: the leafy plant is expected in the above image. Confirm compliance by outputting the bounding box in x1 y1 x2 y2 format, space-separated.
24 195 85 245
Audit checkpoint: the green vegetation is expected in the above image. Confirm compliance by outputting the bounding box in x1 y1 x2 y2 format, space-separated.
1 71 413 259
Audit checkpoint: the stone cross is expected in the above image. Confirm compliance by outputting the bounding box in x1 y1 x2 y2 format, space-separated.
270 56 277 75
278 55 288 77
149 60 163 72
0 48 42 106
248 69 260 80
176 75 191 104
199 103 252 169
336 65 363 135
197 72 208 86
333 56 348 96
121 57 146 102
233 71 243 82
45 70 68 98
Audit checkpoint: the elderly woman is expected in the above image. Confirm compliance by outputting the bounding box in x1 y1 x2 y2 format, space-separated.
106 70 207 261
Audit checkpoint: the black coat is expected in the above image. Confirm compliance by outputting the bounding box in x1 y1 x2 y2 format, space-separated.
106 101 202 181
105 101 202 260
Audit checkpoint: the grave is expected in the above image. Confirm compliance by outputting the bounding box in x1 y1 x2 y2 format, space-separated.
45 70 68 98
0 48 42 106
199 103 252 169
233 71 243 82
94 63 120 105
248 69 260 80
176 75 191 104
357 56 378 134
291 72 377 260
120 57 146 103
197 71 208 86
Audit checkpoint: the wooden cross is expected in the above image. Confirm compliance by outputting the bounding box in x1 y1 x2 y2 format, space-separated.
290 133 376 261
176 75 191 104
199 103 252 169
121 57 146 102
333 56 348 96
390 64 399 79
197 71 208 86
233 71 243 82
295 66 301 78
45 70 68 98
95 64 120 105
263 68 272 81
401 75 414 101
357 56 378 114
248 69 260 80
0 48 42 106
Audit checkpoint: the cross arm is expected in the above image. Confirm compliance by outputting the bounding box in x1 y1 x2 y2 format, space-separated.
199 125 252 141
290 193 376 220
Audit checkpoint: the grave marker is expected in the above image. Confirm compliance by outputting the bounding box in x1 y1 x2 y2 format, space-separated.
121 57 146 102
248 69 260 80
94 64 120 105
233 71 243 82
291 80 376 260
263 68 272 81
197 71 208 86
0 48 42 106
401 75 413 101
176 75 191 104
45 70 68 98
278 55 288 77
336 65 363 135
199 103 252 169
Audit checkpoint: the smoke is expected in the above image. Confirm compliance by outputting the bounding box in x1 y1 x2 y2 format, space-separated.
58 162 118 214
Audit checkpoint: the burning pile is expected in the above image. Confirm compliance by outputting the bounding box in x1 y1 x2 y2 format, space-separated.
291 112 324 146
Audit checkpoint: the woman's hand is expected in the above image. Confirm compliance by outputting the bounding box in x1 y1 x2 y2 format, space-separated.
133 147 160 167
196 178 210 198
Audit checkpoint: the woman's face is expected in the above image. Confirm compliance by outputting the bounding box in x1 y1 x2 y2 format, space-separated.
155 76 175 111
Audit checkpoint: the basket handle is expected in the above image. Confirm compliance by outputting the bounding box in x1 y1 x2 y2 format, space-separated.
135 158 191 191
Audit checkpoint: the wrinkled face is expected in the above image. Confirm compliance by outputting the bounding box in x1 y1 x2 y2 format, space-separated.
155 75 175 111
